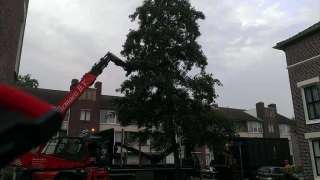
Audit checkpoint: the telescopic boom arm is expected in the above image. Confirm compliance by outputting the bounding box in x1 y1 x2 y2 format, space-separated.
57 52 126 114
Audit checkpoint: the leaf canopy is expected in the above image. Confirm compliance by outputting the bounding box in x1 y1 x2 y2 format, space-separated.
117 0 234 155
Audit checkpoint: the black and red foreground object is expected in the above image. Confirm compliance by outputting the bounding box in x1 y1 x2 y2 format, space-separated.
0 85 61 169
0 52 125 168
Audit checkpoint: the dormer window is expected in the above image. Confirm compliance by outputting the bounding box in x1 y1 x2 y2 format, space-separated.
79 89 96 101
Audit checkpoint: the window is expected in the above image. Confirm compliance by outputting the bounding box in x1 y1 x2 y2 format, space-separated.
100 110 118 124
247 121 262 133
125 132 139 145
236 122 247 132
43 138 84 161
298 77 320 124
115 131 122 143
79 89 96 101
57 130 67 137
304 85 320 120
64 109 70 121
279 124 290 136
80 110 91 121
42 139 58 154
268 124 274 133
312 140 320 176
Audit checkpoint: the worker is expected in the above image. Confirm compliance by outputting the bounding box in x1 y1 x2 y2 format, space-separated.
223 142 233 168
283 160 297 180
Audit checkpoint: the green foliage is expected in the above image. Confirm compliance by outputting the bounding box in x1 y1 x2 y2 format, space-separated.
117 0 234 160
16 74 39 88
291 165 303 174
198 110 236 151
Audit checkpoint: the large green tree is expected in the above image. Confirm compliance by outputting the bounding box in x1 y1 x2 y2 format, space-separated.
117 0 233 165
15 74 39 88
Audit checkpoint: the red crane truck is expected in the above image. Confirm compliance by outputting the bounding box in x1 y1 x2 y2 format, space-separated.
2 128 199 180
0 52 127 180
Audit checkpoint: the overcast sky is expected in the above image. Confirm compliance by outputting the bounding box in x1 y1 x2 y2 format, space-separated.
20 0 320 117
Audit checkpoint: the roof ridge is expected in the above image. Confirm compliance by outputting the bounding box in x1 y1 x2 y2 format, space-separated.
23 87 68 93
219 107 247 111
101 94 122 98
274 21 320 49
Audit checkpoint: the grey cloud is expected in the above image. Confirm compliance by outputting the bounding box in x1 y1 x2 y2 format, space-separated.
20 0 320 117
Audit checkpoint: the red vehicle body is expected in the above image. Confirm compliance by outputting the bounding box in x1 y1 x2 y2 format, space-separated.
4 137 110 180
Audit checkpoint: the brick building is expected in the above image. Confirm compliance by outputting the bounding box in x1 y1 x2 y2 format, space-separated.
274 21 320 180
23 77 299 167
24 80 152 155
217 103 299 165
194 103 297 168
0 0 29 84
24 80 298 166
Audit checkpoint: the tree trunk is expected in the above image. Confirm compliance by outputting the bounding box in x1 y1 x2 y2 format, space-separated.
171 134 180 169
185 143 194 159
139 141 142 167
174 146 180 168
172 140 181 180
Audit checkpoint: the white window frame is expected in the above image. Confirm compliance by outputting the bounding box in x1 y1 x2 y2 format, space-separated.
247 121 262 134
80 109 91 121
279 124 290 136
297 76 320 124
100 110 118 124
306 133 320 180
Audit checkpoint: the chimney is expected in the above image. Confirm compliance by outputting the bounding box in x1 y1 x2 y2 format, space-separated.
268 103 277 113
94 81 102 95
70 79 79 90
256 102 265 119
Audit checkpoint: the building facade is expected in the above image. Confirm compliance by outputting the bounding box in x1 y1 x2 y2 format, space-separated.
218 102 298 165
0 0 29 84
218 106 264 138
275 21 320 180
24 80 153 158
24 80 298 167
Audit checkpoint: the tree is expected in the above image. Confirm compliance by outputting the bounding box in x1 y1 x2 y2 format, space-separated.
16 74 39 88
117 0 233 165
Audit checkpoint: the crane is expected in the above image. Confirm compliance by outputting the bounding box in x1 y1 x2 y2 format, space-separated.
0 52 127 168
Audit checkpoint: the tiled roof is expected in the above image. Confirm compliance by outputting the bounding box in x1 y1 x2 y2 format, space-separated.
23 87 119 109
22 87 295 125
277 114 296 125
22 87 67 105
218 107 294 125
217 107 262 122
99 95 120 109
274 21 320 50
